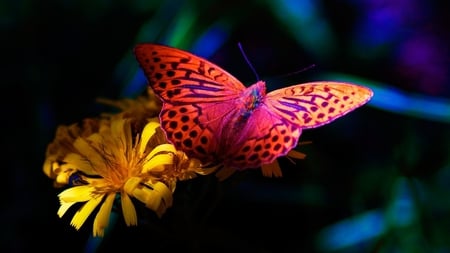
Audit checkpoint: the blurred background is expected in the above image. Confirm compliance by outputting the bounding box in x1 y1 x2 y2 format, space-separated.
2 0 449 252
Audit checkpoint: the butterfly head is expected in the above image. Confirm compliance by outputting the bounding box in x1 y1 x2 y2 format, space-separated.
242 81 266 111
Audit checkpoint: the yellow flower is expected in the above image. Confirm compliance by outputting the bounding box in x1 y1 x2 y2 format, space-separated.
43 92 216 237
43 118 108 187
53 116 212 237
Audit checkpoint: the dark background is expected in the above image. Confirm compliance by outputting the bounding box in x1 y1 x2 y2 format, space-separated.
2 0 449 252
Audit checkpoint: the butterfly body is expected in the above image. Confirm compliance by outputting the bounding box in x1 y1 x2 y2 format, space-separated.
134 44 373 170
235 81 265 122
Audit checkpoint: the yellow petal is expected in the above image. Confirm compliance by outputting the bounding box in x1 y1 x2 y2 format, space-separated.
152 181 173 217
70 194 104 230
86 132 104 145
261 160 283 177
57 201 77 218
125 178 172 216
157 182 173 207
124 177 149 206
121 192 137 227
63 153 96 175
93 193 116 237
192 161 220 176
54 163 78 185
287 149 307 159
42 155 57 178
58 185 94 203
110 118 131 153
142 153 174 173
110 117 126 137
147 144 177 159
149 181 173 211
139 121 160 156
124 177 158 209
72 138 107 172
215 166 236 181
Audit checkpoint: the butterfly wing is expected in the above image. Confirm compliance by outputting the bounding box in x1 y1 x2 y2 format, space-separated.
159 99 241 163
226 103 303 169
265 81 373 128
225 81 372 169
134 43 246 103
134 43 246 162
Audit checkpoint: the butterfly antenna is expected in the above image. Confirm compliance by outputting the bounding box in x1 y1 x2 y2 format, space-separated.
279 64 317 78
238 42 260 81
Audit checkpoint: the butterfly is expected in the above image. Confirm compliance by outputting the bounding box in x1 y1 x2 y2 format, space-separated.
134 43 373 172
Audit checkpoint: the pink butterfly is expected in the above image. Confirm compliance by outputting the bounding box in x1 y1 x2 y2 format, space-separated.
134 43 373 174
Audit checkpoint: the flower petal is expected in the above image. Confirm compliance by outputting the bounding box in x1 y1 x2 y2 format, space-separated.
93 193 116 237
287 150 306 159
57 201 77 218
142 153 174 173
139 121 160 156
42 155 58 178
72 138 107 173
214 166 236 181
124 178 172 217
70 194 104 230
146 144 177 159
110 118 131 155
121 192 137 227
261 160 283 178
123 177 146 203
146 181 172 214
58 185 94 203
63 153 96 175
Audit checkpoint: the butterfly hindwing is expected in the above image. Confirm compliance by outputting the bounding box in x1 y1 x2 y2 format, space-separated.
160 98 241 163
160 103 218 161
227 104 302 169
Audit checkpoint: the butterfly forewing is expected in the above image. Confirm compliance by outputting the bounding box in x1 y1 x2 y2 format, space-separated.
134 44 246 103
265 82 373 128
